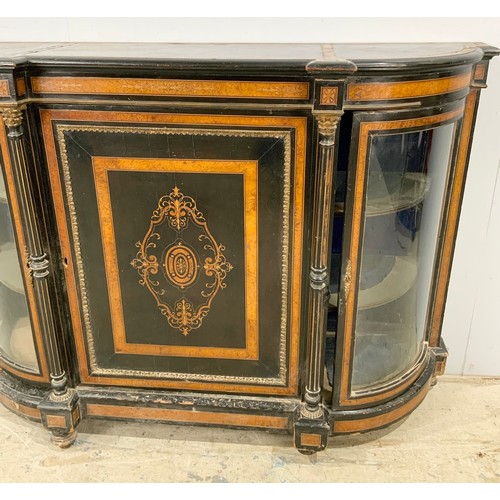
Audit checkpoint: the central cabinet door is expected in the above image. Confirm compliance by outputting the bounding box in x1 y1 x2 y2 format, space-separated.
41 108 309 396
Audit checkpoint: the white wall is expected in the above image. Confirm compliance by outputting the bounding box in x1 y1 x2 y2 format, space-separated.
0 17 498 376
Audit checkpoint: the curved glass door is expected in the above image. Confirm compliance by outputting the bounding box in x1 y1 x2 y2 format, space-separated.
333 106 464 405
0 168 39 372
351 123 455 391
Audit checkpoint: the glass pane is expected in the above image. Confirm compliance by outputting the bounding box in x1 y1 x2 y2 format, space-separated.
351 123 455 391
0 168 39 371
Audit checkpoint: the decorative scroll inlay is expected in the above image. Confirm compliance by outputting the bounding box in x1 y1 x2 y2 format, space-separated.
131 186 233 336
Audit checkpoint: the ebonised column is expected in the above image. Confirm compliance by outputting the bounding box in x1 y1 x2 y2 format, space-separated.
294 111 342 454
1 106 80 447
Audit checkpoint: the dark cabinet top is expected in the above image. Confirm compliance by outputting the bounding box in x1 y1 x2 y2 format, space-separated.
0 42 497 74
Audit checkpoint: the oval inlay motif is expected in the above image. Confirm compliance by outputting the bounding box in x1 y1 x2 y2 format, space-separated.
131 186 232 336
164 242 198 288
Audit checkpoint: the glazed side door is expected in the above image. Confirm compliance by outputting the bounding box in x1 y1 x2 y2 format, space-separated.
332 102 465 409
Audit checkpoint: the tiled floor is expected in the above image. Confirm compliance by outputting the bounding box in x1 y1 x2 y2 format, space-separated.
0 376 498 482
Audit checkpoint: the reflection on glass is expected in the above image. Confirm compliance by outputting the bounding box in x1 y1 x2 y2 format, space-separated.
0 169 38 371
351 124 454 391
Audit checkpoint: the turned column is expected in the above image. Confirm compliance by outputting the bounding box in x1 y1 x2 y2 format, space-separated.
1 106 80 447
294 111 342 454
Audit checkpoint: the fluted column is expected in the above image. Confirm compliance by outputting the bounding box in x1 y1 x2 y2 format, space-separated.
294 112 342 454
303 113 342 417
1 106 79 447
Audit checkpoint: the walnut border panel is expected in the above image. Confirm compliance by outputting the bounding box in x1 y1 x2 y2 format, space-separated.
0 392 41 420
332 369 431 433
93 157 259 360
86 403 290 430
346 72 472 102
31 77 310 101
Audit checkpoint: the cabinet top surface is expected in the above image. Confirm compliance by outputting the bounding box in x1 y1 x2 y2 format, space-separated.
0 42 495 71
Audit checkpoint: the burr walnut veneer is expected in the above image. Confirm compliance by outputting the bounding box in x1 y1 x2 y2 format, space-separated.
0 42 497 454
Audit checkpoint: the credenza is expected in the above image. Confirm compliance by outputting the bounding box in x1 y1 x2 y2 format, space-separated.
0 42 497 454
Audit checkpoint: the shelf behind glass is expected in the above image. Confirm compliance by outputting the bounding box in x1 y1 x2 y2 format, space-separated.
334 172 430 217
330 254 417 310
349 123 455 392
366 172 430 216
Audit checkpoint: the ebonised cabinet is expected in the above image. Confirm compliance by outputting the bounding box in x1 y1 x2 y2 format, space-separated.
0 42 497 454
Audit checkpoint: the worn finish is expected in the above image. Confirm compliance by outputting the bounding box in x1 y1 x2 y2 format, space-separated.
85 404 290 430
0 42 496 454
0 376 499 482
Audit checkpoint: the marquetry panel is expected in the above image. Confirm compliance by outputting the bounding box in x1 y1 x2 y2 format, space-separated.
300 433 322 447
474 63 486 81
320 86 338 105
94 158 259 361
41 108 307 396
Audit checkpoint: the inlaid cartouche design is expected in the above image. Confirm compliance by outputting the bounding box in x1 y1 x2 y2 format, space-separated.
164 241 199 289
131 186 233 336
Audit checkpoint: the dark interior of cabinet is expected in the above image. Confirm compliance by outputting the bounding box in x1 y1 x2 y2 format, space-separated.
325 111 353 388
